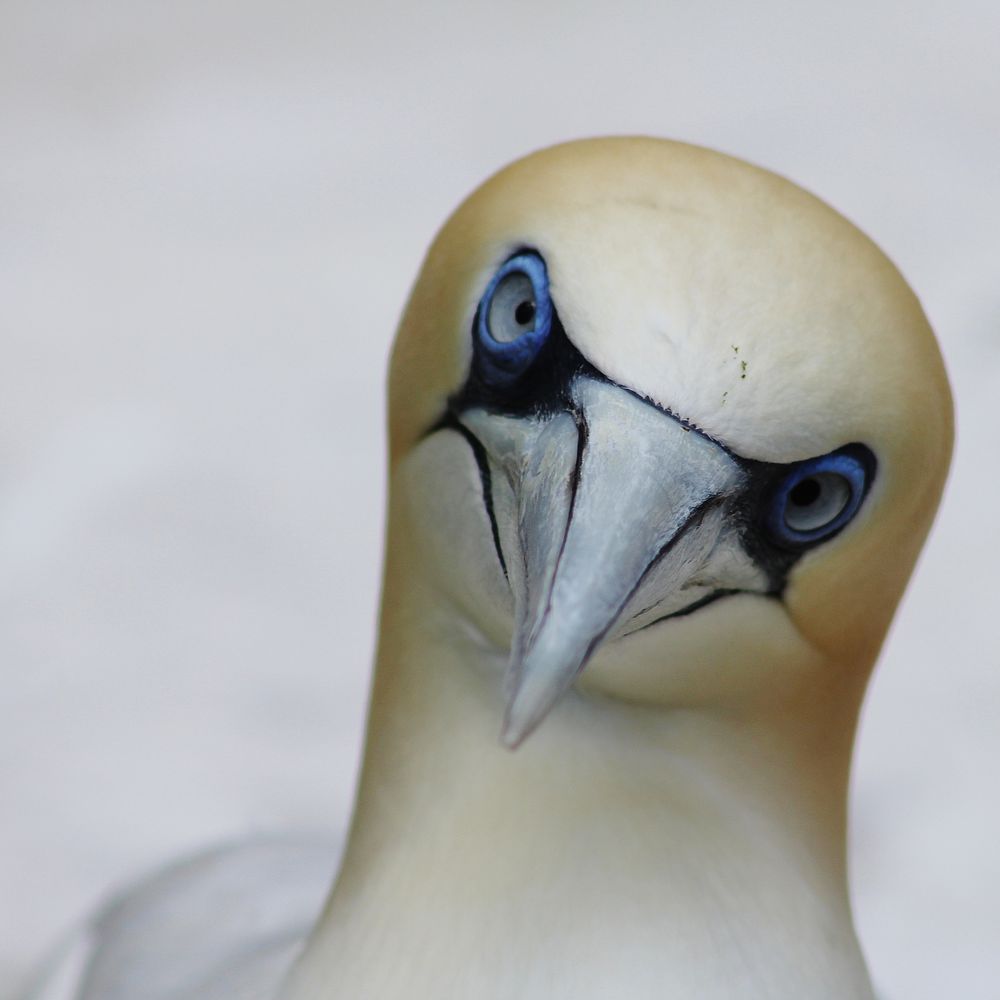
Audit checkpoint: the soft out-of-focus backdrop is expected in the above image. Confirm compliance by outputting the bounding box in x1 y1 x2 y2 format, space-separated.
1 1 997 997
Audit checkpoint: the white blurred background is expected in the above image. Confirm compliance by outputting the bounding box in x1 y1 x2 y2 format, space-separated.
1 1 997 997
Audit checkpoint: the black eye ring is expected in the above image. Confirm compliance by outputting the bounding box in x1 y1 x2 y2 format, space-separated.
474 252 552 388
765 446 875 549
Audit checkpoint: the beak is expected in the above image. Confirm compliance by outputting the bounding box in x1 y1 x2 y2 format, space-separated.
460 376 755 747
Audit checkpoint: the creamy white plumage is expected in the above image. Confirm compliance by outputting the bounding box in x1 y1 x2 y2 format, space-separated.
25 137 952 1000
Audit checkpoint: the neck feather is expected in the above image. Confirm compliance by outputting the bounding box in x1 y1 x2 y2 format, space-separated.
283 530 874 1000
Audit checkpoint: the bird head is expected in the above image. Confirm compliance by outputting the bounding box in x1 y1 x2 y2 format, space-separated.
386 138 952 747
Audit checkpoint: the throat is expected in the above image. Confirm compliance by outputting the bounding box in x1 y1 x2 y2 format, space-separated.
283 600 873 1000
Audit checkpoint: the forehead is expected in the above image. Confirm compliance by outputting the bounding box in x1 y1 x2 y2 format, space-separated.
454 140 932 463
391 139 947 471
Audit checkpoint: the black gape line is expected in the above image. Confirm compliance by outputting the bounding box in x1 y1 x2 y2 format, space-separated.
440 416 509 580
624 589 743 637
427 248 877 617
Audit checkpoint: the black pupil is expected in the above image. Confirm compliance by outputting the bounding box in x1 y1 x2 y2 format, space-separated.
789 477 821 507
514 299 535 326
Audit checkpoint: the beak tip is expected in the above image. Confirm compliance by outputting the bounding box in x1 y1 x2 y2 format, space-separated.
501 641 586 750
499 707 532 751
498 728 523 751
501 673 563 750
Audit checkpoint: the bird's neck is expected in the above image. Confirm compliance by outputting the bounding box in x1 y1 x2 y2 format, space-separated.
283 539 875 1000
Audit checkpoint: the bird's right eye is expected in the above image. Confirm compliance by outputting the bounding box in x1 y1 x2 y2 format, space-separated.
474 252 552 388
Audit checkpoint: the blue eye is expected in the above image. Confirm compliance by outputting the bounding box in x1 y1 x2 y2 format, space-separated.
766 447 874 549
475 252 552 387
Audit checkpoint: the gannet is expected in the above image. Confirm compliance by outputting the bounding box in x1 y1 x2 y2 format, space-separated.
24 138 952 1000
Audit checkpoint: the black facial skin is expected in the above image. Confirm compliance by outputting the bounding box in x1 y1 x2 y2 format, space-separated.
430 250 876 610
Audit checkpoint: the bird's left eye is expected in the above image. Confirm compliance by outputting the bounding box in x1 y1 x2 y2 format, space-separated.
765 447 875 548
474 252 552 387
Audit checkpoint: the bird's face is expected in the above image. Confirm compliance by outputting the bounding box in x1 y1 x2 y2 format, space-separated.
388 139 952 746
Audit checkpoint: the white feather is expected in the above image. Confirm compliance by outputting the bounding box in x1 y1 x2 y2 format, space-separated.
20 837 341 1000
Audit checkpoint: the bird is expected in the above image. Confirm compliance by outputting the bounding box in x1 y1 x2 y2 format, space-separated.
23 137 952 1000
